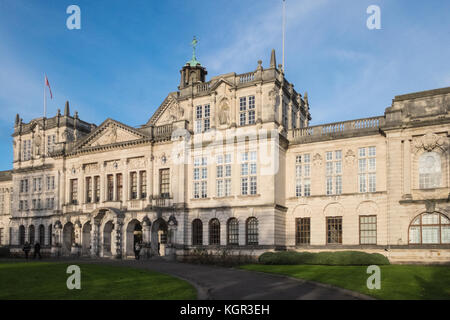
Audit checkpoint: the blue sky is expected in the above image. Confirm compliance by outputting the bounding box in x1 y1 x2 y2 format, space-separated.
0 0 449 170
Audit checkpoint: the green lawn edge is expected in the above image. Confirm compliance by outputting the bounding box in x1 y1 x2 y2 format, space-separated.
239 264 450 300
0 261 197 300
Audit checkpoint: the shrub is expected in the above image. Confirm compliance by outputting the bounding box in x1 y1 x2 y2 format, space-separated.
185 248 257 267
258 251 390 266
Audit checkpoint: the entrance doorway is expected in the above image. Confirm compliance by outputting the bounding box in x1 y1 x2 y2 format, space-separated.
126 219 142 256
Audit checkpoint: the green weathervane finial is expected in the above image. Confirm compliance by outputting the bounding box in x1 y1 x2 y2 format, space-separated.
188 36 201 67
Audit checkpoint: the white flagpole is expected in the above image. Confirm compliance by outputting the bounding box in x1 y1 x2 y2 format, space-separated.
44 75 47 118
282 0 286 73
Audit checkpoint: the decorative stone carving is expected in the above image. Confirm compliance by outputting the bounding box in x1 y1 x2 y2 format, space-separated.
218 100 230 125
268 88 280 110
84 163 99 174
168 101 184 122
62 129 74 142
128 157 146 169
313 153 322 166
413 132 447 153
34 135 42 155
345 149 356 165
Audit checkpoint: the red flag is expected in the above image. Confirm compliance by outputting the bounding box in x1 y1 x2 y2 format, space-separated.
45 75 53 99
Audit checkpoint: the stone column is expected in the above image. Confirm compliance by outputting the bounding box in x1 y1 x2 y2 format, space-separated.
113 219 123 259
91 220 100 257
403 139 412 198
141 217 152 258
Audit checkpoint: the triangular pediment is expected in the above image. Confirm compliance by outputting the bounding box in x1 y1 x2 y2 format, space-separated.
146 93 182 126
210 78 235 91
74 119 149 150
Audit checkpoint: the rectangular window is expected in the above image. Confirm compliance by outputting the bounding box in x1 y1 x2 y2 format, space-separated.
20 179 29 193
295 218 311 245
86 177 92 203
327 217 342 244
296 154 311 197
22 140 31 161
159 169 170 198
194 157 208 198
130 172 138 200
358 147 376 193
47 134 56 155
241 151 257 195
195 105 210 133
107 175 114 201
360 215 377 244
325 151 342 195
116 173 123 201
140 171 147 199
70 179 78 205
94 176 100 203
216 154 232 197
239 96 256 126
47 176 55 191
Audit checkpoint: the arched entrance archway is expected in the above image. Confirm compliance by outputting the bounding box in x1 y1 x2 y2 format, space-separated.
126 219 142 257
151 218 168 256
82 222 92 256
103 221 114 257
62 222 74 255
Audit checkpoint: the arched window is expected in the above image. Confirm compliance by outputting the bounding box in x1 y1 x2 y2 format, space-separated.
419 152 441 189
39 225 45 245
29 225 35 244
192 219 203 245
227 218 239 245
409 212 450 244
48 224 52 246
246 217 259 245
209 219 220 245
19 225 25 245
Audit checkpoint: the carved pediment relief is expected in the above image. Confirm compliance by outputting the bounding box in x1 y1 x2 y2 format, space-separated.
80 121 146 149
313 153 322 166
156 99 184 125
344 149 356 165
413 132 447 153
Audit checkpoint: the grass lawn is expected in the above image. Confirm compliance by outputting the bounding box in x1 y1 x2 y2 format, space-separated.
240 264 450 300
0 261 196 300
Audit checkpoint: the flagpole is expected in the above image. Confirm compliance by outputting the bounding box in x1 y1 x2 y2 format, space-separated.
282 0 286 73
44 75 47 118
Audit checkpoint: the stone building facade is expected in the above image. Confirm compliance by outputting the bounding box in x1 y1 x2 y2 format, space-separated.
0 49 449 263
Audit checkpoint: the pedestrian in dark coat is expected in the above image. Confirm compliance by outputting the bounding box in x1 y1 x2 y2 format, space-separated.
23 242 31 260
33 242 42 259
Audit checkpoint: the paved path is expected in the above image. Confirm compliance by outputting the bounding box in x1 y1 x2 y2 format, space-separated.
84 259 372 300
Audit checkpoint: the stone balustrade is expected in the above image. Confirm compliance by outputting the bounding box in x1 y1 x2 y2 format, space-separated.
291 116 384 142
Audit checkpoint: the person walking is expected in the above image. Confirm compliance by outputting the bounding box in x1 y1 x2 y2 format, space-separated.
134 242 141 260
23 242 31 260
33 242 42 259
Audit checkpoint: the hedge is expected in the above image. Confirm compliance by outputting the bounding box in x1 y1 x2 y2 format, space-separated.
258 251 390 266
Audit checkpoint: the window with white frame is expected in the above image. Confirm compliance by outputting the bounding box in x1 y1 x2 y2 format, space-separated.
295 154 311 197
47 134 56 155
20 179 29 193
418 152 442 189
216 154 232 197
46 176 55 191
195 104 210 133
239 96 256 126
194 157 208 198
240 151 257 195
326 150 342 195
22 140 31 161
358 147 376 193
46 197 55 210
33 177 42 193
